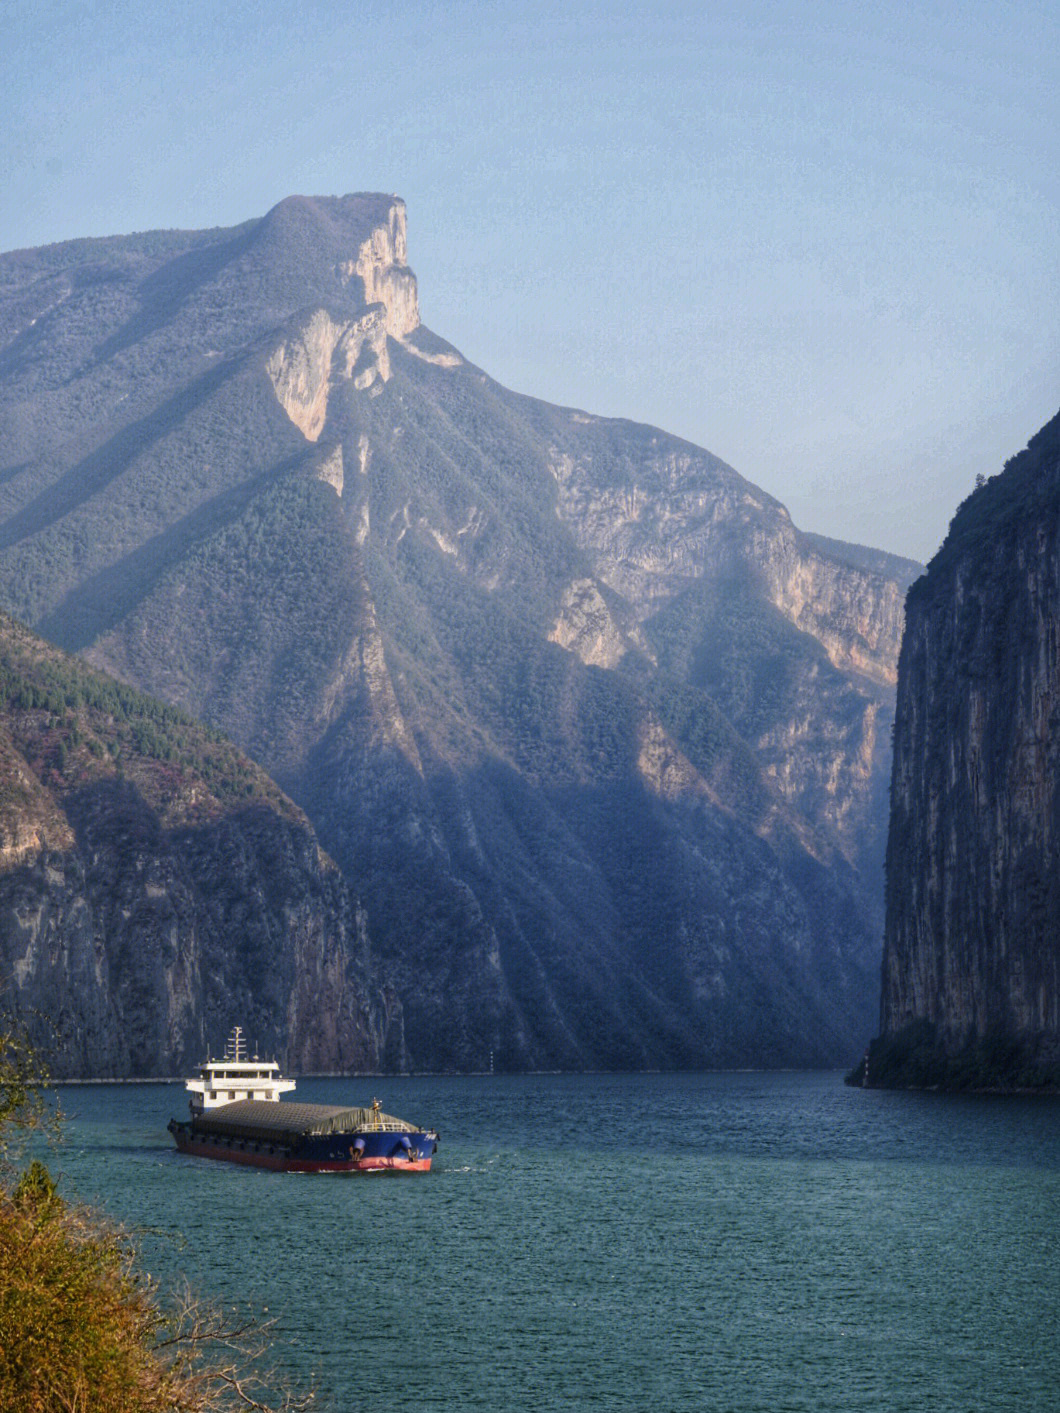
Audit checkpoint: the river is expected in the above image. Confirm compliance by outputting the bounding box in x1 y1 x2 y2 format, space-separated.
47 1071 1060 1412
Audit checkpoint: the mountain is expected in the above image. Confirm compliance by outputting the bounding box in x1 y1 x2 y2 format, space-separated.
0 194 919 1072
855 411 1060 1090
0 609 400 1078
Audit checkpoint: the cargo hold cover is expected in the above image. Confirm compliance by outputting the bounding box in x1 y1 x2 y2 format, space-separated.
191 1100 418 1143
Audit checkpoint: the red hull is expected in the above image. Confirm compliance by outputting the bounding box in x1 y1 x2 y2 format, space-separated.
172 1132 432 1174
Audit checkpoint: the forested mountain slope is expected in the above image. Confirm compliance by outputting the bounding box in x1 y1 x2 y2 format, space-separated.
0 609 399 1077
0 195 919 1070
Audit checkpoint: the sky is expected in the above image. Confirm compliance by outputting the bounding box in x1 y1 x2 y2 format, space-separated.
3 0 1057 565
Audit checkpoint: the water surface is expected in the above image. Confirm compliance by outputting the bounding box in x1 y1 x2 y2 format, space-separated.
48 1072 1060 1412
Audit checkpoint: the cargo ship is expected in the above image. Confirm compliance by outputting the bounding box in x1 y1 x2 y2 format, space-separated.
167 1027 438 1173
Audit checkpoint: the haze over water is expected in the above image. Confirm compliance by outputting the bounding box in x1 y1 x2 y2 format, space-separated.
49 1072 1060 1412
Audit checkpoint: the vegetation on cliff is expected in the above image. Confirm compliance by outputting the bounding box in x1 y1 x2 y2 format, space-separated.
0 608 395 1078
910 407 1060 604
0 607 298 828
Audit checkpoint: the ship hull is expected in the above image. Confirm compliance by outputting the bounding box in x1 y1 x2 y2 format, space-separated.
168 1119 435 1173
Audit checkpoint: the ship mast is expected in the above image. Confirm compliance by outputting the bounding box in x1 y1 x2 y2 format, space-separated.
225 1026 247 1063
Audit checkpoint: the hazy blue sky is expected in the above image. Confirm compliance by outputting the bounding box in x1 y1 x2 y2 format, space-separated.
4 0 1057 563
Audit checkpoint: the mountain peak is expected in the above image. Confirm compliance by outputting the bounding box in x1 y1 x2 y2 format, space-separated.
255 192 418 336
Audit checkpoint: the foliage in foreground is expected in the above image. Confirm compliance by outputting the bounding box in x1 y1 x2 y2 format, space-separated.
0 1029 311 1413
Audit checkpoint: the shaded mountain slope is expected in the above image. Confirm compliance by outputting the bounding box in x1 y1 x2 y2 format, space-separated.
856 410 1060 1090
0 610 399 1077
0 195 919 1070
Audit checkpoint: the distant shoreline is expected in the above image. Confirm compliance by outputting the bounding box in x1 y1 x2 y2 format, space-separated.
52 1074 403 1085
51 1067 837 1085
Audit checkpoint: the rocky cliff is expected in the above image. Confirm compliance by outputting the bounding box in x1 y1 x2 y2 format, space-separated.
857 410 1060 1090
0 194 920 1072
0 611 400 1077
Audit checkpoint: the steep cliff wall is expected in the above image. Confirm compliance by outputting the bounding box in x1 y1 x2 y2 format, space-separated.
0 612 400 1077
860 410 1060 1090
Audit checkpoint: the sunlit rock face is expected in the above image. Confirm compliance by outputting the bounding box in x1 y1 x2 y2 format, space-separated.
267 307 391 441
342 199 420 338
264 196 418 440
0 194 921 1073
543 426 910 872
862 411 1060 1090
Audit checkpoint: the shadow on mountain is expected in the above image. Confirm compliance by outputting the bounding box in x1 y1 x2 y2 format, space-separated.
303 720 878 1072
90 225 259 365
0 355 246 555
40 450 311 651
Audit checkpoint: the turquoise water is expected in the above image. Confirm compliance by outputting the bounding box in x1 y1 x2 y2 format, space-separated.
46 1073 1060 1412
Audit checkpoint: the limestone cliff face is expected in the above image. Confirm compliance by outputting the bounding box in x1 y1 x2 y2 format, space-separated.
265 196 418 441
542 425 912 875
548 440 905 684
761 538 906 687
266 307 391 441
2 803 399 1078
548 578 650 668
342 199 419 337
864 411 1060 1089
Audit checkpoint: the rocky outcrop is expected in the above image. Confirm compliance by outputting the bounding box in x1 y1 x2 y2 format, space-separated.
856 411 1060 1090
2 798 400 1078
263 198 419 441
548 578 648 669
267 307 391 440
548 442 906 685
342 199 419 337
0 612 400 1078
315 444 345 497
538 419 915 876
